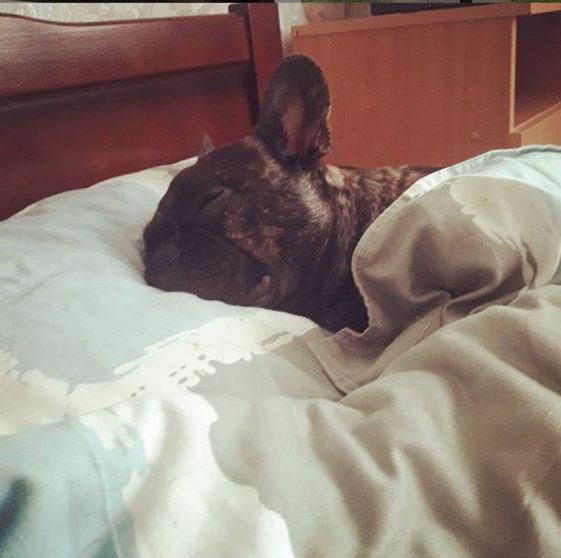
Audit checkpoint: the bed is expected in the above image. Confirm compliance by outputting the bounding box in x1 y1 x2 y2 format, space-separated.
0 3 283 219
2 5 561 558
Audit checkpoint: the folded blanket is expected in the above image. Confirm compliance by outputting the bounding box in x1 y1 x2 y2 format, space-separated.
311 145 561 392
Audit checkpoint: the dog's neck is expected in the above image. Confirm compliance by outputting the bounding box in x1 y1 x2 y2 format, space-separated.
323 161 437 246
317 161 432 264
245 136 436 330
306 162 436 330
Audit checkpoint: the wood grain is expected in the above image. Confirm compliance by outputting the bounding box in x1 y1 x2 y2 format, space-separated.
0 13 250 98
0 6 283 220
293 15 515 168
293 3 561 167
0 67 253 219
292 3 529 37
230 3 284 111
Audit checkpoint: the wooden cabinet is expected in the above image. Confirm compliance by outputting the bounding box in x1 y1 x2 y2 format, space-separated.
292 3 561 168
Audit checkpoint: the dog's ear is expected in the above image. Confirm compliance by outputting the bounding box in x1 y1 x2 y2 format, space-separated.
255 54 331 168
199 133 215 157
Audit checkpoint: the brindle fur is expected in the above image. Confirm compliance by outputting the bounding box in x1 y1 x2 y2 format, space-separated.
143 55 438 332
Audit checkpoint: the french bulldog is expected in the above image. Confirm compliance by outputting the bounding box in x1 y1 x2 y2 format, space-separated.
143 54 438 332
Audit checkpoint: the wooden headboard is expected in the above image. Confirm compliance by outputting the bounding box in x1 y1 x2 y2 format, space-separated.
0 4 283 220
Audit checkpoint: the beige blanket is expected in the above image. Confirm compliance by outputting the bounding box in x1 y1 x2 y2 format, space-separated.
306 145 561 556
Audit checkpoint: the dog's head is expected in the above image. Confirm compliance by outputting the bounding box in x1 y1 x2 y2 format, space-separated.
143 55 366 330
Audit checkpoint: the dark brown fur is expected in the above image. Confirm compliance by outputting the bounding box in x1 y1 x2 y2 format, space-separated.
143 55 438 332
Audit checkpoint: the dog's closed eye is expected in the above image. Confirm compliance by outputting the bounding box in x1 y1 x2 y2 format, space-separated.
195 187 231 216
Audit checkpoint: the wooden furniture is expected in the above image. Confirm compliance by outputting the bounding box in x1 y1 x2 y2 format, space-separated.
0 4 283 220
292 3 561 169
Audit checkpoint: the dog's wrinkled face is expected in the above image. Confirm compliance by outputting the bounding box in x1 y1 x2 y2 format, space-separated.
143 137 334 315
143 55 340 320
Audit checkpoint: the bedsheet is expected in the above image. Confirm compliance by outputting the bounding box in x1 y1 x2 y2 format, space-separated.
1 145 561 557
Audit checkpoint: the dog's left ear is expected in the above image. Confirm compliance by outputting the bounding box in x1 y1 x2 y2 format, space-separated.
199 133 215 157
255 54 331 168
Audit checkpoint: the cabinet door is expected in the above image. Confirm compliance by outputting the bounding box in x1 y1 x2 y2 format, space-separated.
293 16 515 168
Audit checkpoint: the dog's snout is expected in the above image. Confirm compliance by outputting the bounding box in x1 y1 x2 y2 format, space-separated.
149 242 182 268
144 241 183 290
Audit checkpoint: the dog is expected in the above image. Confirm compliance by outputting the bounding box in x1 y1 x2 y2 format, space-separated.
143 55 438 332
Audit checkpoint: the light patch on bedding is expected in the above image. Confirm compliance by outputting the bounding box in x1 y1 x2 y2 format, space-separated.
91 168 180 197
9 157 196 219
116 395 296 558
79 410 136 451
123 157 197 196
449 175 561 287
0 312 314 436
124 169 175 197
0 351 99 436
11 202 40 218
115 311 315 389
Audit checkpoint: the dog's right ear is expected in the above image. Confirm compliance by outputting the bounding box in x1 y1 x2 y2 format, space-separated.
254 54 332 168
